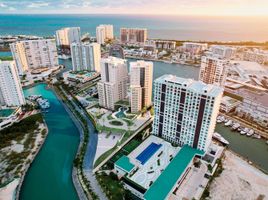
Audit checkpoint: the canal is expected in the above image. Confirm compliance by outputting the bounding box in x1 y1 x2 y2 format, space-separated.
6 56 268 199
21 84 80 200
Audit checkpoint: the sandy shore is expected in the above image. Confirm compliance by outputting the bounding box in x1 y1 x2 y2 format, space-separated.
210 150 268 200
0 179 19 200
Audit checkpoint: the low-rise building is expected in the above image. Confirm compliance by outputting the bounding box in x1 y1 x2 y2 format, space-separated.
243 49 268 65
225 87 268 127
220 96 241 113
210 45 236 59
62 70 100 86
182 42 208 54
146 40 176 50
114 135 205 200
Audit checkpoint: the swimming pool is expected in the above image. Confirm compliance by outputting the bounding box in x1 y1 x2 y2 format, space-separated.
115 107 128 118
136 143 162 165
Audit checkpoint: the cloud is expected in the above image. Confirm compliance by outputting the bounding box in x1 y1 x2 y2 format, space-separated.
0 0 268 15
27 2 50 8
0 3 7 8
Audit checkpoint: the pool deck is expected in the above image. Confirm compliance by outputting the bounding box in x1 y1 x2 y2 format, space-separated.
127 135 178 189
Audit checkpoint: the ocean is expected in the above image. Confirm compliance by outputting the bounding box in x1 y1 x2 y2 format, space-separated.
0 14 268 41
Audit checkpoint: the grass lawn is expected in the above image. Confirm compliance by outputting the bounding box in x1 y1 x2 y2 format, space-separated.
122 139 140 153
109 120 123 126
0 56 13 61
94 146 117 168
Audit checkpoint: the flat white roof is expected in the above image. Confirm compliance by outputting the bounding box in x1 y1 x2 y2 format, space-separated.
127 135 179 189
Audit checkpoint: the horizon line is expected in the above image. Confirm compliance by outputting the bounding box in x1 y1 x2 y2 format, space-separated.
1 13 268 18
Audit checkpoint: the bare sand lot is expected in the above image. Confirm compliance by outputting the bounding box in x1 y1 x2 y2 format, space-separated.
210 150 268 200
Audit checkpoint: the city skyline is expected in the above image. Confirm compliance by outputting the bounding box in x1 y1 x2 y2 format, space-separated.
0 0 268 16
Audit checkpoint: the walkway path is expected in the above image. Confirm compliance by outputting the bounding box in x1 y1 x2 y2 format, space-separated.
59 86 108 200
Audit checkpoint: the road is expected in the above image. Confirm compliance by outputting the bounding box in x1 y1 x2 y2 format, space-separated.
59 86 108 200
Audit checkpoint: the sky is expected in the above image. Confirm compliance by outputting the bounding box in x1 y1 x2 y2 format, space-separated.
1 0 268 16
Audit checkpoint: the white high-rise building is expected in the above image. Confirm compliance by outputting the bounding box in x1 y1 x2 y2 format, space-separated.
56 27 81 46
10 39 58 75
97 57 128 110
71 43 101 72
96 25 114 45
129 60 153 113
0 61 25 106
199 56 229 87
152 75 223 151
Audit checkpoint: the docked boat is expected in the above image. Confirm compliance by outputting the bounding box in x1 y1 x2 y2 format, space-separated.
252 134 261 139
213 132 229 145
36 98 50 109
28 95 42 101
231 123 240 131
225 120 233 127
240 127 249 135
247 129 254 137
224 118 229 123
216 116 225 123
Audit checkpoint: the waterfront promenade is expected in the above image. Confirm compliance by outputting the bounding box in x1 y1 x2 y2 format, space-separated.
58 85 108 200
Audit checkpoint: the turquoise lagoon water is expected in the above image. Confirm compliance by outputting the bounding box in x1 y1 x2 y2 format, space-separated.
21 84 80 200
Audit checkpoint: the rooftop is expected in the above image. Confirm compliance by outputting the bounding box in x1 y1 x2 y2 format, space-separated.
155 74 223 97
128 135 178 189
143 146 204 200
231 61 267 73
115 155 135 173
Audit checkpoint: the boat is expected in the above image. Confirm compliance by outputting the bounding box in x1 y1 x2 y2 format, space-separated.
237 127 242 132
28 95 42 101
213 132 229 145
266 141 268 145
224 118 228 123
247 129 254 137
252 134 261 139
216 116 224 123
240 128 249 135
36 98 50 109
231 123 240 131
225 120 233 127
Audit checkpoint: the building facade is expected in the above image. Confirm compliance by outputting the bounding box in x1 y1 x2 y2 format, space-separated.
96 24 114 44
120 28 147 45
182 42 208 54
71 43 101 72
56 27 81 47
152 75 223 151
243 50 268 65
129 61 153 113
10 39 59 75
146 40 176 50
199 56 229 87
109 44 125 59
210 45 236 59
0 61 25 106
97 57 128 110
